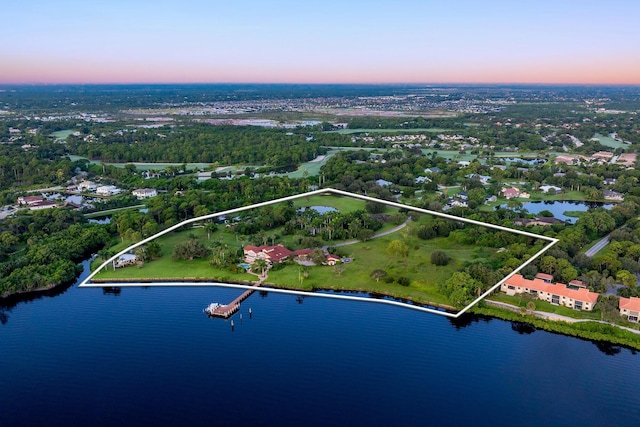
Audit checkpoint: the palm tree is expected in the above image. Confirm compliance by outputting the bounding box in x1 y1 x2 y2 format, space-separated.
253 259 269 277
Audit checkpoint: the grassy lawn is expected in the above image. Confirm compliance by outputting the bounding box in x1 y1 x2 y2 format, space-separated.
292 194 367 213
94 215 501 309
276 234 482 307
488 293 602 320
95 228 254 283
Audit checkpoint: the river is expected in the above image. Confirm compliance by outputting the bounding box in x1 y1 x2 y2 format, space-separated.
1 260 639 425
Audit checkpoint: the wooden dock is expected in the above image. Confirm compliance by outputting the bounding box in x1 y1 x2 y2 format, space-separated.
210 281 262 318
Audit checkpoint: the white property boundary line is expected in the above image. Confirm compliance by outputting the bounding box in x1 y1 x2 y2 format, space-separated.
80 188 558 318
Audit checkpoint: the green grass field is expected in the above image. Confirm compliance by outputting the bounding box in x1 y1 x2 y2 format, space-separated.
266 234 483 307
292 194 367 212
592 133 629 150
94 208 501 309
328 128 452 135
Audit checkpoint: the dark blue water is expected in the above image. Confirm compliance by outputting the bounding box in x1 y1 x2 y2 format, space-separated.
2 261 639 426
499 200 613 222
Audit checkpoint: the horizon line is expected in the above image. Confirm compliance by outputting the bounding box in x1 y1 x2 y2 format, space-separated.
2 81 640 87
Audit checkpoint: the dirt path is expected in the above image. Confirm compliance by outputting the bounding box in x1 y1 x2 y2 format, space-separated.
331 217 412 248
485 300 640 335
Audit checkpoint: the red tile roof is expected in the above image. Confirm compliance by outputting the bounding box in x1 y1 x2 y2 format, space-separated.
506 274 599 304
619 297 640 312
535 273 554 281
293 249 314 256
244 244 293 262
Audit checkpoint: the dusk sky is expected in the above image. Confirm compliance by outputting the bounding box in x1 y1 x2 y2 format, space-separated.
2 0 639 85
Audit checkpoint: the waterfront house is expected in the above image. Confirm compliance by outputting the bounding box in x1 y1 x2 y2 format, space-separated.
619 297 640 322
501 274 599 311
244 244 293 264
603 190 624 201
501 187 520 199
114 254 138 268
539 185 562 194
514 217 564 227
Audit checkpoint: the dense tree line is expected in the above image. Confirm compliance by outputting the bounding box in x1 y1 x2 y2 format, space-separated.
0 140 78 191
67 125 325 167
0 209 110 296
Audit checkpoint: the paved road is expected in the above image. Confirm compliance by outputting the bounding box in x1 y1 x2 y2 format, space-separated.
584 235 610 257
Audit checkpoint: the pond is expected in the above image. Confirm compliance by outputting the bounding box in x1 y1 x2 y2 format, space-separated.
503 157 547 165
297 205 338 214
498 200 613 222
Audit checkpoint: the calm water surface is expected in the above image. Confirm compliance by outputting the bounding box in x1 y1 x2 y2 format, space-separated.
499 200 613 222
2 261 639 426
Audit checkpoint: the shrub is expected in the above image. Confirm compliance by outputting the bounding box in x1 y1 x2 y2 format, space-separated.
397 276 410 286
431 250 450 266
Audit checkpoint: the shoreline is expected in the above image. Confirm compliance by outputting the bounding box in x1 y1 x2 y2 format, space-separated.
472 302 640 351
8 274 639 350
88 276 459 312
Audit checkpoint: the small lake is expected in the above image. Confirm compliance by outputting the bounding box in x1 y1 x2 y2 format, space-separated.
498 200 613 222
298 205 338 214
503 157 547 165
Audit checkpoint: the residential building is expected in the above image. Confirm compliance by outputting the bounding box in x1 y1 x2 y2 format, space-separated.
619 297 640 322
539 185 562 194
96 185 121 196
501 187 520 199
132 188 158 199
114 254 138 268
515 217 564 227
17 195 44 205
603 190 624 201
592 151 614 160
501 274 599 311
244 244 293 264
535 273 554 283
77 180 97 191
325 254 341 265
617 153 637 167
29 200 58 210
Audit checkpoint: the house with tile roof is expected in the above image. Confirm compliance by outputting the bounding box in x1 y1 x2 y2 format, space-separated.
501 187 519 199
501 274 599 311
619 297 640 322
244 244 293 264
